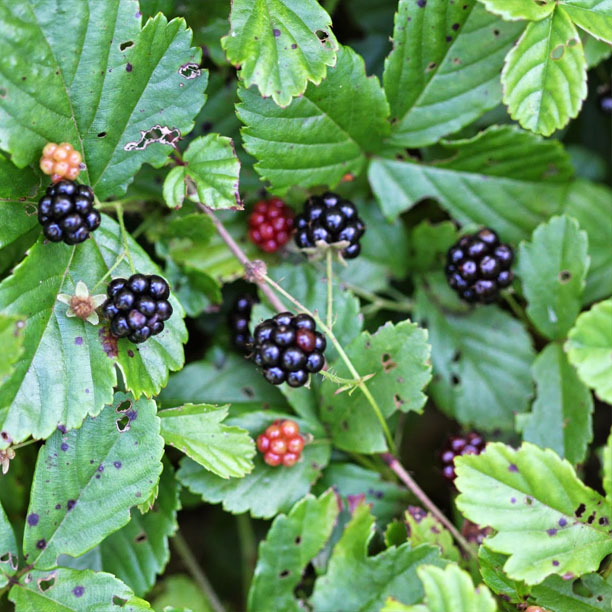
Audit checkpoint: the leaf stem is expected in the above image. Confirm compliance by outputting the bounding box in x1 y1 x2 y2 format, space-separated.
92 252 127 291
114 204 136 274
343 283 413 314
236 513 257 604
10 438 38 451
172 531 226 612
326 250 333 330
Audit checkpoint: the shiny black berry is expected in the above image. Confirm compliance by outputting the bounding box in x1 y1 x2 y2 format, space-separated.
441 432 486 482
228 293 258 355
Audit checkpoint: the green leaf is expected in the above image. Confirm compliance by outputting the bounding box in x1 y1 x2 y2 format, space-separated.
0 499 17 587
409 221 458 274
9 568 151 611
383 0 524 147
151 574 214 612
159 404 255 479
311 503 443 611
475 0 555 20
0 314 25 386
163 167 186 209
23 393 164 569
530 573 612 611
455 442 612 584
604 429 612 503
177 410 330 518
518 343 593 464
565 299 612 404
404 507 460 563
559 0 612 43
247 490 339 612
583 32 612 66
238 45 390 194
369 125 569 240
502 9 587 136
221 0 339 107
0 5 207 199
518 215 590 339
477 547 530 604
0 216 186 448
321 320 432 453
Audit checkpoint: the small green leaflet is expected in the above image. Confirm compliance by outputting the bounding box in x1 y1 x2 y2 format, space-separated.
404 507 460 563
502 9 587 136
565 299 612 404
455 442 612 584
23 393 164 569
0 498 17 587
558 0 612 44
159 403 255 479
476 0 555 20
222 0 339 107
247 490 339 612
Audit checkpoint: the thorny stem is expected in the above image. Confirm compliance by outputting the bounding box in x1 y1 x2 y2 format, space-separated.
326 249 334 330
381 453 475 559
172 531 226 612
114 203 136 274
237 513 257 603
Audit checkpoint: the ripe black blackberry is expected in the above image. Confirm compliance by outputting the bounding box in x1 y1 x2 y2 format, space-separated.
440 432 485 481
38 180 101 245
252 312 326 387
101 274 173 344
294 192 365 259
445 228 514 304
229 294 257 354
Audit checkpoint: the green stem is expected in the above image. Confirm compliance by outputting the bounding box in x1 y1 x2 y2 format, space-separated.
326 250 333 330
503 292 530 328
344 283 413 314
10 438 38 451
92 252 126 291
115 203 136 274
237 513 257 604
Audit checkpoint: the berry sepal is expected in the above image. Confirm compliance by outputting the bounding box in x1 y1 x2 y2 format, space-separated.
296 238 352 265
57 280 107 325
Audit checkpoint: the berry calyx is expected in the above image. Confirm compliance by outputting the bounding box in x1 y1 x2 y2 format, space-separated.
445 228 514 304
257 419 305 468
441 432 485 481
248 198 294 253
40 142 83 183
101 273 173 344
229 293 257 354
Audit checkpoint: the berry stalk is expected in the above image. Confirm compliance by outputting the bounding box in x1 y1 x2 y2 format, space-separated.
326 249 333 330
114 203 136 274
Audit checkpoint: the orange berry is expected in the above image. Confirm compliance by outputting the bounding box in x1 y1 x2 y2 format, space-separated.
265 424 282 440
52 147 69 162
256 434 270 453
42 142 58 157
53 161 69 177
40 158 54 174
264 452 282 466
287 436 304 454
282 453 299 467
280 419 299 438
68 150 82 166
66 166 80 180
270 438 287 455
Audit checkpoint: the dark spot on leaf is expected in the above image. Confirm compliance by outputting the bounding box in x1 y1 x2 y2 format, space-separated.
575 503 586 518
0 88 7 99
558 518 567 527
510 497 516 504
0 431 12 443
587 512 596 524
135 491 142 498
55 504 61 510
74 336 83 346
452 351 461 363
493 29 500 36
98 464 104 472
417 0 426 6
446 36 452 42
67 499 76 511
126 62 133 72
273 28 281 37
61 443 69 452
525 497 533 505
27 513 39 526
294 536 302 545
279 569 290 578
341 420 349 431
124 125 181 151
393 394 404 408
547 528 557 536
97 132 106 138
508 464 518 472
135 532 147 543
242 387 255 398
559 270 572 283
291 43 297 49
114 461 122 469
553 560 559 566
426 62 437 71
452 23 460 30
119 41 133 51
113 595 128 606
73 586 84 597
599 517 609 525
99 327 118 357
451 374 460 385
381 353 397 372
36 539 46 550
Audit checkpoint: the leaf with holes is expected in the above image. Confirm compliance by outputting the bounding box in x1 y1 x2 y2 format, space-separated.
177 410 330 518
383 0 523 147
22 393 163 570
237 45 389 194
476 0 555 20
455 442 612 584
159 404 255 479
369 125 570 240
0 215 186 448
559 0 612 43
0 3 207 199
221 0 339 107
518 215 590 339
565 299 612 404
247 490 339 612
9 568 152 611
0 499 17 587
530 572 612 611
502 9 587 136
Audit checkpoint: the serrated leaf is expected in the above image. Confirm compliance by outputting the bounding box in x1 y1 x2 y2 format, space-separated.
238 45 390 194
518 215 590 339
320 321 431 453
477 547 529 603
383 0 523 147
559 0 612 43
476 0 555 20
0 314 25 385
247 490 339 612
604 429 612 502
0 499 17 587
530 573 612 611
9 568 151 611
404 508 460 563
311 504 443 611
0 215 186 448
369 125 569 240
0 4 207 199
159 404 255 479
518 343 593 464
502 9 587 136
565 299 612 404
177 410 330 518
23 393 164 569
221 0 339 107
455 442 612 584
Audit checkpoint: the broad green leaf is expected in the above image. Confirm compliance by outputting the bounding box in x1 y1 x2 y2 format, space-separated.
9 568 151 611
0 216 186 448
518 215 590 339
221 0 339 107
383 0 523 147
177 410 330 518
518 344 593 464
565 299 612 404
321 321 432 453
455 442 612 584
564 180 612 304
0 314 25 385
23 393 164 569
0 4 207 199
369 126 569 241
604 429 612 502
238 45 390 194
151 575 214 612
559 0 612 43
477 547 529 604
0 499 17 587
247 490 339 612
311 504 443 611
530 573 612 611
502 9 587 136
159 404 255 478
475 0 555 20
404 508 460 563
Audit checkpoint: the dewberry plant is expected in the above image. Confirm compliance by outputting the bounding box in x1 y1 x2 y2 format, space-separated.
0 0 611 610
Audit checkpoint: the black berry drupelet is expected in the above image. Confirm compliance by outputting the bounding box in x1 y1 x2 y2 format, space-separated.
445 228 514 304
37 180 101 245
101 274 173 344
294 192 365 259
440 432 485 482
252 312 326 387
229 294 257 354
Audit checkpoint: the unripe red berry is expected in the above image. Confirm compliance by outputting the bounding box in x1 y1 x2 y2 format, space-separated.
248 198 294 253
287 436 304 454
256 434 270 453
265 424 282 440
280 420 299 438
295 329 316 353
270 438 287 455
264 452 282 466
282 452 299 467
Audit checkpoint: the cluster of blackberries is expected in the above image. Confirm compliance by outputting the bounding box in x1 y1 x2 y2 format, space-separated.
256 419 305 467
440 432 485 481
38 180 101 245
294 193 365 259
445 228 514 303
101 274 173 344
248 198 294 253
229 294 256 354
252 312 326 388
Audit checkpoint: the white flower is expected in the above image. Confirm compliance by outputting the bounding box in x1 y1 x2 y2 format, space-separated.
57 281 107 325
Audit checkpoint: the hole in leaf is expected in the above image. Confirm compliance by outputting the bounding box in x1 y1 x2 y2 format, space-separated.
558 270 571 283
393 394 404 409
279 569 291 578
116 416 130 433
451 350 461 363
178 63 201 79
135 532 147 543
451 374 460 386
119 40 134 51
294 536 302 545
37 575 56 593
381 353 397 373
113 595 128 607
572 578 592 598
567 38 578 47
116 400 132 413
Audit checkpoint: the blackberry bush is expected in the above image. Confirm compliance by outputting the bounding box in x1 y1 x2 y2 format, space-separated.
228 293 256 354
